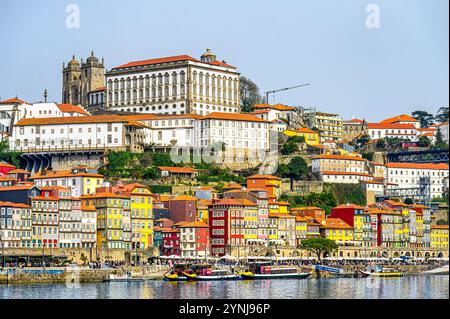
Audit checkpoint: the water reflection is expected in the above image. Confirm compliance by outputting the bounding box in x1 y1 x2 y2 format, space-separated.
0 276 448 299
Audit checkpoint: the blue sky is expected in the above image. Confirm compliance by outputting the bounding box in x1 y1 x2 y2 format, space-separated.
0 0 448 121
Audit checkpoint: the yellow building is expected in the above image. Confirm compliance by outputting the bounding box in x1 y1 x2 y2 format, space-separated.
122 184 154 251
240 198 259 243
295 216 308 246
81 192 130 250
196 199 211 224
320 218 354 243
283 128 319 146
430 225 449 251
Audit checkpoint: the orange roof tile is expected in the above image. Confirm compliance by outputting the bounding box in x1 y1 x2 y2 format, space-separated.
81 192 129 199
81 205 97 211
380 114 419 124
368 123 416 130
386 163 449 170
334 204 365 209
157 166 198 174
321 218 353 229
29 170 104 180
254 103 296 111
210 198 257 206
0 201 31 208
431 225 449 230
179 221 209 228
172 195 198 201
0 97 29 105
15 115 137 126
200 112 270 123
247 174 281 180
89 86 106 93
57 104 90 115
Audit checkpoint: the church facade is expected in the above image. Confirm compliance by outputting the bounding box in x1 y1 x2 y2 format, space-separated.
62 52 105 108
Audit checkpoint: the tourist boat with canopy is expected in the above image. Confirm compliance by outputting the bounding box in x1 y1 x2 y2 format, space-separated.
239 261 311 280
183 264 240 281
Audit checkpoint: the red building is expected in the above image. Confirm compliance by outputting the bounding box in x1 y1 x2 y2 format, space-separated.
180 221 210 258
164 195 197 223
161 229 181 256
208 198 256 257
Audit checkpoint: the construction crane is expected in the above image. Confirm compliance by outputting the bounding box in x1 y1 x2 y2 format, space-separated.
264 83 310 104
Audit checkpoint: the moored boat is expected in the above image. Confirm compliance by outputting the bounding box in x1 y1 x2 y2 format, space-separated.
183 264 239 281
105 273 145 282
239 262 311 280
163 263 191 282
359 267 405 278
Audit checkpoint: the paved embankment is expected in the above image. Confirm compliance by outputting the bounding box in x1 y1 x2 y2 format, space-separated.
0 265 169 284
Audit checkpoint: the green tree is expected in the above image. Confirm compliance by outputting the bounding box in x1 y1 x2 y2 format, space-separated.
287 156 308 181
355 134 371 149
435 107 449 123
0 140 21 167
418 136 431 148
281 142 299 155
240 76 262 113
412 110 435 128
436 219 449 226
300 238 338 261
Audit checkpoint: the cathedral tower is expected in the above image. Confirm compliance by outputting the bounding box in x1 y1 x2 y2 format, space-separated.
62 52 105 107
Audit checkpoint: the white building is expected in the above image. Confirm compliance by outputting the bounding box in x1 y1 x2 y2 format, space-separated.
81 205 97 248
10 115 147 153
386 163 449 199
433 122 449 143
320 171 374 184
252 104 303 128
368 123 418 141
105 49 240 116
0 98 90 135
193 112 271 160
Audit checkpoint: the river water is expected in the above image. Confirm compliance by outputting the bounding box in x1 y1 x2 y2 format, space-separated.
0 275 448 299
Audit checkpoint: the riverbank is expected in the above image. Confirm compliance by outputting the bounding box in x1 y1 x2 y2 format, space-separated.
0 265 169 285
1 263 447 284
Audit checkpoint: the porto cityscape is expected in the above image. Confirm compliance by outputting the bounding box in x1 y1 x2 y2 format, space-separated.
0 0 448 303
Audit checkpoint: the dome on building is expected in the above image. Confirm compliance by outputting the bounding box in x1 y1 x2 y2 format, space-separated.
68 55 80 66
86 51 99 63
201 48 217 63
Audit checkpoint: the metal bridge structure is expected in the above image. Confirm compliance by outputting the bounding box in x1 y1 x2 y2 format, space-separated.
384 177 432 205
386 149 449 164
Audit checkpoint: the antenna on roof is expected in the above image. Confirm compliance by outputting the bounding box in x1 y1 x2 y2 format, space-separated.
43 89 48 103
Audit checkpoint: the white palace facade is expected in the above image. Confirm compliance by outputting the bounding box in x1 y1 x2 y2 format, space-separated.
105 49 240 116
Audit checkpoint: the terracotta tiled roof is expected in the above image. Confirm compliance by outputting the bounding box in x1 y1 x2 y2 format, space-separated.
368 123 416 130
210 198 257 206
81 205 97 211
200 112 270 123
29 170 104 180
0 201 31 208
172 195 198 201
334 204 365 209
254 104 296 111
431 225 449 229
179 221 209 228
0 185 36 191
57 104 90 115
30 196 59 201
247 174 281 180
380 114 419 124
157 166 198 174
15 115 136 126
113 55 200 69
208 60 236 69
386 163 449 170
223 183 242 189
321 218 353 229
7 169 30 174
294 127 317 134
0 97 29 105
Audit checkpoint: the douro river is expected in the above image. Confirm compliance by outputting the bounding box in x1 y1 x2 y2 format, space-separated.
1 275 448 299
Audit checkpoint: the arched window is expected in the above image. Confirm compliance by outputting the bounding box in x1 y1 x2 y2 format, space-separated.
114 79 119 90
158 86 162 97
199 72 204 85
139 76 144 87
164 86 169 97
172 72 177 84
133 90 137 100
132 77 138 88
172 85 177 96
180 71 186 83
193 71 198 83
158 74 163 85
145 75 150 87
139 89 143 100
152 87 156 98
164 73 170 85
126 78 131 89
180 84 185 95
127 90 131 101
145 88 149 99
152 75 157 86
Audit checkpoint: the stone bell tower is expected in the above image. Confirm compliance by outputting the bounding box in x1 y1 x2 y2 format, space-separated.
62 52 105 107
